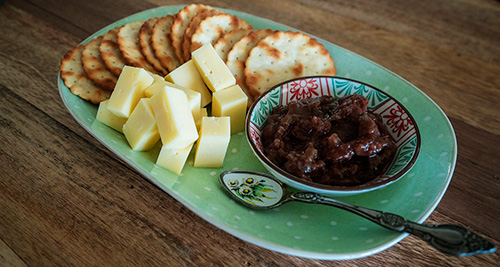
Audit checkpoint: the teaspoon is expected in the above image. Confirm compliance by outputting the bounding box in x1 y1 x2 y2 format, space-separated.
219 170 496 257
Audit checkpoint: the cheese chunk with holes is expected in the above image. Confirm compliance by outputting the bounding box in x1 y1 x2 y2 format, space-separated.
165 60 211 107
192 43 236 92
150 86 198 149
194 117 230 168
107 66 154 118
96 100 127 132
145 80 201 123
156 143 194 175
212 84 248 134
122 98 160 151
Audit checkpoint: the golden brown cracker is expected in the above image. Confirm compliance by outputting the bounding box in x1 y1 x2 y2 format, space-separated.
213 28 253 62
190 14 253 54
70 78 111 104
118 21 159 74
244 31 336 99
171 4 213 64
60 45 110 104
226 29 275 105
60 44 86 88
99 26 127 77
139 17 169 75
181 9 222 62
151 15 180 72
82 36 117 91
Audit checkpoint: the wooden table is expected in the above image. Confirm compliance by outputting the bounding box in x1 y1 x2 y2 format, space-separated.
1 0 499 265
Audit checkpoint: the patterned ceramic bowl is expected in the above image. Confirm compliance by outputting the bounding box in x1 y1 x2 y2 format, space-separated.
246 76 421 196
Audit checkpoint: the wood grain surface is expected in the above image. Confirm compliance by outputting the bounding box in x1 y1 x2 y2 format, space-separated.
1 0 499 265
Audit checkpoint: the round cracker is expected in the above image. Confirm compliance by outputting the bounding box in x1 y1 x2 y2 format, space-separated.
99 26 128 77
190 14 253 54
70 78 111 104
82 36 117 91
151 15 180 72
139 17 169 75
60 45 110 104
181 9 222 62
226 29 275 105
118 21 158 74
244 31 336 99
213 28 253 62
170 4 213 64
60 44 86 88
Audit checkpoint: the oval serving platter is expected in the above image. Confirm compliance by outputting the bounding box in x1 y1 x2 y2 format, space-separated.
58 5 457 260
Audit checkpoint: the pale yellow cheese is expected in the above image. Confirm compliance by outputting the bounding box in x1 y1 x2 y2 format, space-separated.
195 108 208 130
149 86 199 149
151 73 166 83
156 143 194 175
194 117 230 168
165 60 211 107
212 84 248 134
145 80 201 123
107 66 154 118
122 98 160 151
192 43 236 93
167 82 202 124
96 100 127 132
144 74 167 97
144 79 166 98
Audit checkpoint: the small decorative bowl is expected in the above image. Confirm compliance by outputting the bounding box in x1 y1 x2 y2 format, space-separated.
246 76 421 196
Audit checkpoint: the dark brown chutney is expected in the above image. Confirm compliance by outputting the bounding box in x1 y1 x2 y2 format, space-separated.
261 94 396 186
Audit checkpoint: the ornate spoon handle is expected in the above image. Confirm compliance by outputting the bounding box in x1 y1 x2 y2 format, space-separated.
290 192 496 257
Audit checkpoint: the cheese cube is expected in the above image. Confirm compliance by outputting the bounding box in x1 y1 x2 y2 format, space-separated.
151 73 166 82
192 43 236 93
145 81 201 124
122 98 160 151
144 79 165 98
166 82 202 123
196 108 208 130
165 60 211 107
212 84 248 134
184 88 202 123
96 100 127 132
150 86 198 149
144 74 167 97
156 143 194 175
107 66 154 118
194 117 230 168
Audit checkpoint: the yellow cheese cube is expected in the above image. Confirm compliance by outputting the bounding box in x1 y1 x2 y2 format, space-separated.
107 66 154 118
150 86 199 149
156 143 194 175
144 74 167 97
194 117 230 168
96 100 127 132
196 108 208 130
166 82 202 124
192 43 236 93
144 79 165 98
165 60 212 107
151 73 166 82
212 84 248 134
122 98 160 151
145 80 201 123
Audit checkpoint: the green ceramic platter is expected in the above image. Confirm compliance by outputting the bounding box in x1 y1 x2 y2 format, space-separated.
58 5 457 260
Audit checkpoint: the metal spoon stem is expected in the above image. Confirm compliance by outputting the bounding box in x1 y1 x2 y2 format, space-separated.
289 192 496 257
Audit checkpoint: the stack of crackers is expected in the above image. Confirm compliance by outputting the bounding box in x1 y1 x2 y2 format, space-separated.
60 4 336 105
